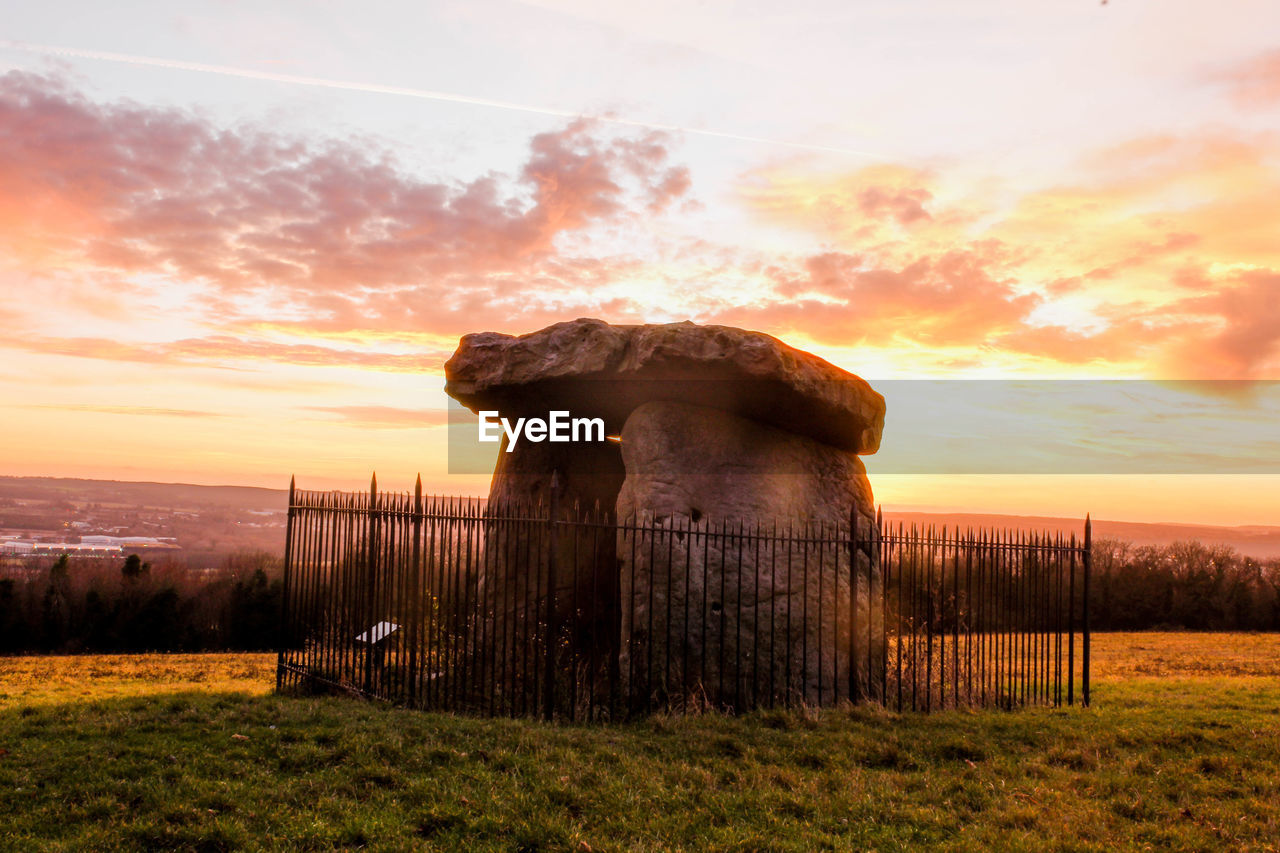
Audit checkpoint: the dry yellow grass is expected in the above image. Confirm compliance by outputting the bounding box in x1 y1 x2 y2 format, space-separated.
1 633 1275 710
1091 632 1280 679
0 652 275 707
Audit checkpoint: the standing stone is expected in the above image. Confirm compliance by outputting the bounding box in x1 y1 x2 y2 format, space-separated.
615 401 879 710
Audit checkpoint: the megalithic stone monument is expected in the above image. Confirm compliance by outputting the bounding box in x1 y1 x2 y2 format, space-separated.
444 318 886 709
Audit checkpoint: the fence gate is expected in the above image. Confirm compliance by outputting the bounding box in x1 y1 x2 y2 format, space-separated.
276 476 1091 719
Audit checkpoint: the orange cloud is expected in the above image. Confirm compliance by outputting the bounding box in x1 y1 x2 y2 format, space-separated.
740 163 949 248
731 127 1280 378
855 185 932 226
23 404 225 418
718 245 1036 349
304 406 450 428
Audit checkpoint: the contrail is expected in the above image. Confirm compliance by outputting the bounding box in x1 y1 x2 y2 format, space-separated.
0 39 883 159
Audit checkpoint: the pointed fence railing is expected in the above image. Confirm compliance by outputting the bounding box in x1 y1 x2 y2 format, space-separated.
276 475 1091 719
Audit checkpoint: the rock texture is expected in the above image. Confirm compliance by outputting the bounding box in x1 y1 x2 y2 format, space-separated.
615 401 875 523
444 318 885 454
614 401 879 708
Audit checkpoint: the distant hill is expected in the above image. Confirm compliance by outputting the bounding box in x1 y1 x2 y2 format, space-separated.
2 476 1276 559
0 477 286 513
882 511 1280 559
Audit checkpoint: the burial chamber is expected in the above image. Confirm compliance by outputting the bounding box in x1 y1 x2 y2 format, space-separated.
443 318 886 707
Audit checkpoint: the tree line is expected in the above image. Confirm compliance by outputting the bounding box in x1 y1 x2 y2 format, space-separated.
1089 539 1280 631
1 537 1278 654
0 552 282 654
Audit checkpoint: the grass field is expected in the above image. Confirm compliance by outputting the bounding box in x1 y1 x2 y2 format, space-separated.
1 635 1278 852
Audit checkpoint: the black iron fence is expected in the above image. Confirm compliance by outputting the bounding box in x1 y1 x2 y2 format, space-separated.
277 476 1091 718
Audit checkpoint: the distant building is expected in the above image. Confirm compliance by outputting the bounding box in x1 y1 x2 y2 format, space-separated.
29 542 124 557
79 535 178 550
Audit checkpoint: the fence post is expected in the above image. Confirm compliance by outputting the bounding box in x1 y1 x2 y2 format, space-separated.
1067 530 1076 706
408 475 423 708
876 505 884 705
848 504 861 704
365 473 380 695
1083 514 1091 708
276 475 296 692
544 470 561 721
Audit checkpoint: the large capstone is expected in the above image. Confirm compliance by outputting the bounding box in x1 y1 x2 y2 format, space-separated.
444 318 885 455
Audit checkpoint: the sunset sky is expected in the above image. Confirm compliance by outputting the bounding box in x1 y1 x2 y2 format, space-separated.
3 1 1279 524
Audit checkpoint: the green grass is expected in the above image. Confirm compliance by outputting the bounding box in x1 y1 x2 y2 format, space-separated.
1 637 1279 851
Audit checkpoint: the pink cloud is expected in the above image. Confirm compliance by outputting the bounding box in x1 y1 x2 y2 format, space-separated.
6 70 1279 382
0 71 692 332
6 334 446 372
1164 270 1280 378
1213 49 1280 106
